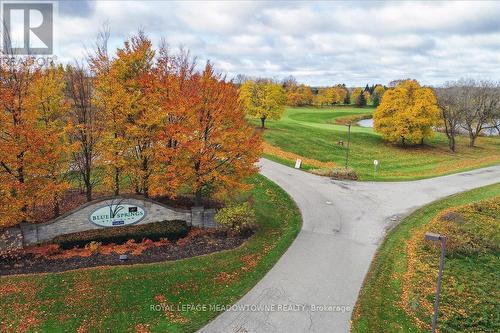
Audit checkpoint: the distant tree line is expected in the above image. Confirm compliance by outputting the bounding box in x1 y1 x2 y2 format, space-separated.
435 79 500 151
373 79 500 151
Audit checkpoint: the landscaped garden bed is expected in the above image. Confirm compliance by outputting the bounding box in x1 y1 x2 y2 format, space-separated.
0 175 301 332
0 227 251 276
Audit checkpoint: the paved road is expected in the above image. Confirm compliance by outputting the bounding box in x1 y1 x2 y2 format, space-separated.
200 159 500 333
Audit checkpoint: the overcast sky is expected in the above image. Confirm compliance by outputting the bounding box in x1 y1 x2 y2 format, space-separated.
53 0 500 86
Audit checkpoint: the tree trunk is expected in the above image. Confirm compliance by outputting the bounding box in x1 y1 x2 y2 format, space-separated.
142 158 149 198
85 182 92 202
194 188 203 206
420 138 424 145
449 135 456 152
260 117 266 128
83 171 92 201
143 179 149 198
53 196 60 218
83 156 93 201
469 133 476 147
17 155 28 220
114 167 120 195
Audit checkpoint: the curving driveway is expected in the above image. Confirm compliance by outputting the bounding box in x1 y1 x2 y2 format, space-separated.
200 159 500 333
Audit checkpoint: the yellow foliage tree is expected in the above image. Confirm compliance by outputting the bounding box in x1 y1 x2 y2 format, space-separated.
372 85 385 107
373 80 440 145
351 87 364 106
240 80 286 128
332 86 348 104
363 90 371 105
314 88 330 106
28 66 71 216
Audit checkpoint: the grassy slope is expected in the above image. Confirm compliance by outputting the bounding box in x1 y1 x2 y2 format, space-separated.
0 175 301 333
255 106 500 181
351 183 500 333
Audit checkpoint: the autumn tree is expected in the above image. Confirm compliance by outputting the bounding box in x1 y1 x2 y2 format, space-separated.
372 85 385 107
314 88 330 106
90 28 130 196
351 87 366 107
0 57 69 227
362 91 371 105
287 84 313 106
150 44 197 198
110 32 160 198
281 75 298 91
28 66 71 216
332 86 348 104
312 86 347 106
0 58 41 226
240 80 286 128
374 80 439 145
184 63 262 205
65 63 101 201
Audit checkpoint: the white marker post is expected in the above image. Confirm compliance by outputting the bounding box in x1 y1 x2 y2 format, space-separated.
373 159 379 180
294 159 302 169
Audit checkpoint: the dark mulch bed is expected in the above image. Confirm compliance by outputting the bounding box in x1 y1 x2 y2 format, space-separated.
0 230 251 276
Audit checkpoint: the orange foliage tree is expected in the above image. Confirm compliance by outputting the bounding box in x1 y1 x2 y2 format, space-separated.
1 31 262 228
90 30 130 196
112 32 160 198
0 59 69 227
28 66 71 216
183 63 262 205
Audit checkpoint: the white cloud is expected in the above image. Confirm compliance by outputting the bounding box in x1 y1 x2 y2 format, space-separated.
51 0 500 86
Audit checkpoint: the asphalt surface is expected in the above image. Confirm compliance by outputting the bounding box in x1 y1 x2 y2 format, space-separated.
200 159 500 333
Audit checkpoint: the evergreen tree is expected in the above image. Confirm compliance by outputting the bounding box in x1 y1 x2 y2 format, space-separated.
358 90 367 107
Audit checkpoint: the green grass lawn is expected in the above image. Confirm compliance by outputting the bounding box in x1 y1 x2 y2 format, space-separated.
255 106 500 180
0 175 301 332
351 183 500 333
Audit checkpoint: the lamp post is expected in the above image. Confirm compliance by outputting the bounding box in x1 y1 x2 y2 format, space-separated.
345 122 351 169
424 232 447 333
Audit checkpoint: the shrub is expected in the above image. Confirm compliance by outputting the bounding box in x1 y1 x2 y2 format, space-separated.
330 167 359 180
215 202 257 235
85 241 101 254
53 220 188 249
429 198 500 256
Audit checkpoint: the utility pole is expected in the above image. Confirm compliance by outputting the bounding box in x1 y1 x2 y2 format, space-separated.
345 122 351 169
425 232 447 333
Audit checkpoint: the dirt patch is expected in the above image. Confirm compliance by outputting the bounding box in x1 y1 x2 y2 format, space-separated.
440 211 465 224
0 229 250 276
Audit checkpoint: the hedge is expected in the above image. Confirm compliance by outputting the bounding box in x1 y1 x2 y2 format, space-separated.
52 220 189 249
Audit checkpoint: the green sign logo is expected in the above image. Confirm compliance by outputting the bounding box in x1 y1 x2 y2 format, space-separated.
89 200 146 227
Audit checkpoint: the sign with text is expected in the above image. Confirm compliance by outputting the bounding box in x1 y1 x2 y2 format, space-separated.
89 202 146 227
294 159 302 169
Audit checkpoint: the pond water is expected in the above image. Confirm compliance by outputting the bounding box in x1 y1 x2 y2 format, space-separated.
357 118 374 128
